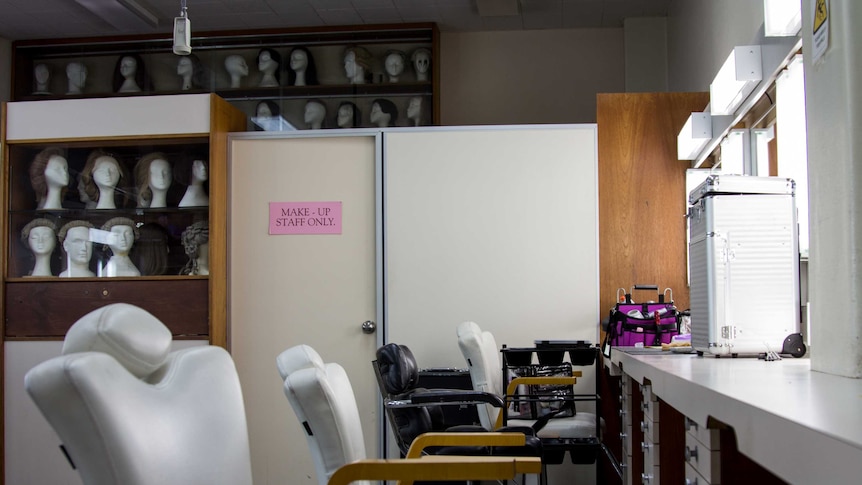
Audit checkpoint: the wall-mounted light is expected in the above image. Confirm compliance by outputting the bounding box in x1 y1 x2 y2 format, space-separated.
710 46 763 116
764 0 802 37
718 129 750 175
678 112 713 160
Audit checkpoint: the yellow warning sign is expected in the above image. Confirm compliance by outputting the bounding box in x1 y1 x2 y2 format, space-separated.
814 0 828 33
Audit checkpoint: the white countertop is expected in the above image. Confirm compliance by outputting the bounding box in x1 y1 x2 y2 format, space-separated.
609 348 862 484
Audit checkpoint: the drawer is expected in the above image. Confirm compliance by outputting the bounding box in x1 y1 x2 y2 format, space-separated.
685 417 721 450
685 461 713 485
641 416 660 443
641 397 660 422
685 432 721 483
641 440 659 470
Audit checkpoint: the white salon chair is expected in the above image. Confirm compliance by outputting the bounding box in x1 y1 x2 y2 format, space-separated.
276 344 543 485
456 321 599 466
24 303 253 485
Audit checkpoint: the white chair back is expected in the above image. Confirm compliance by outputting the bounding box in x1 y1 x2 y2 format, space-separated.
25 303 253 485
457 320 506 430
277 344 371 485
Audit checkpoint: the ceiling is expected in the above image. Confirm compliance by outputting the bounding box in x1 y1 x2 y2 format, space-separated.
0 0 671 41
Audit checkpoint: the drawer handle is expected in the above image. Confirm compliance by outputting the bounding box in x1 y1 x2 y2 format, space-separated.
619 409 627 417
640 421 648 432
685 478 698 485
641 472 652 484
685 445 699 462
641 402 649 411
619 432 628 440
641 442 651 452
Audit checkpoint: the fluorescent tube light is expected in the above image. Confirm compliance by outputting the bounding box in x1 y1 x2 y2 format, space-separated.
764 0 802 37
710 46 763 116
678 112 713 160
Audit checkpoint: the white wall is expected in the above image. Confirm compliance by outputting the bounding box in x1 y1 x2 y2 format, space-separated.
439 28 624 125
802 0 862 378
624 17 668 92
666 0 765 92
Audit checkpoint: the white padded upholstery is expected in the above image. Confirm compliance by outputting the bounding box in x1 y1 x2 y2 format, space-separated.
25 303 253 485
277 345 371 485
457 321 597 439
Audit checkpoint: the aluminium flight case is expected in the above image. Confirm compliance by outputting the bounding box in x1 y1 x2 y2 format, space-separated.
688 175 806 357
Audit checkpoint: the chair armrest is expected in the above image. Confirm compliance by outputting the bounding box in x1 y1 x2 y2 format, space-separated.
327 455 542 485
505 376 578 398
405 431 527 458
384 389 505 410
496 376 579 430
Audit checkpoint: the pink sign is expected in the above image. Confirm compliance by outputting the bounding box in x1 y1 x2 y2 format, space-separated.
269 201 342 235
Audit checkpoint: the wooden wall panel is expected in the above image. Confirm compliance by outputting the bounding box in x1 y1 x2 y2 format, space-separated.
597 92 709 318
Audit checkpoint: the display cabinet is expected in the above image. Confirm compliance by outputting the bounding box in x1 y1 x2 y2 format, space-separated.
1 93 246 346
11 23 439 129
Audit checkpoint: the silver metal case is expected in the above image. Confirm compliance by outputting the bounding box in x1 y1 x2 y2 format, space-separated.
688 175 800 356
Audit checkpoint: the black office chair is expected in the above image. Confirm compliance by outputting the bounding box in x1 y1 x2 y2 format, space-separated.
374 343 543 460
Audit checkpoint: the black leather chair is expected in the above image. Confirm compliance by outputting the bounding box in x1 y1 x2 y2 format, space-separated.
374 343 543 461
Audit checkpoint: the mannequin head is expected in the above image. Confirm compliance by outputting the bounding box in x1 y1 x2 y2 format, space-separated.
30 147 70 209
174 156 208 187
370 98 398 128
384 50 407 82
79 149 126 208
113 53 149 93
175 157 209 208
336 101 361 129
101 217 139 256
256 99 280 118
33 63 51 94
257 48 282 87
287 46 318 86
411 48 431 81
21 218 57 249
177 54 210 90
304 99 327 129
224 55 249 88
180 220 209 275
253 100 282 131
134 152 172 208
66 61 88 94
343 46 372 84
58 220 95 276
407 96 423 126
21 218 58 269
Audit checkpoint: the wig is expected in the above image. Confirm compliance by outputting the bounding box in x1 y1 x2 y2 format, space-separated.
112 53 151 92
134 152 171 208
29 147 68 207
287 46 319 86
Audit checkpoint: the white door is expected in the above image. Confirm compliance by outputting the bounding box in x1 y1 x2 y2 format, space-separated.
228 133 381 484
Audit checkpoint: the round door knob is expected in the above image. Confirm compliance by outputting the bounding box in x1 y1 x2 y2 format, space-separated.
361 320 377 334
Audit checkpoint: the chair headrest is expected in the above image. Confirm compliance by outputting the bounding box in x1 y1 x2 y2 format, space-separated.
62 303 173 379
276 344 325 381
457 321 482 341
375 343 419 395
